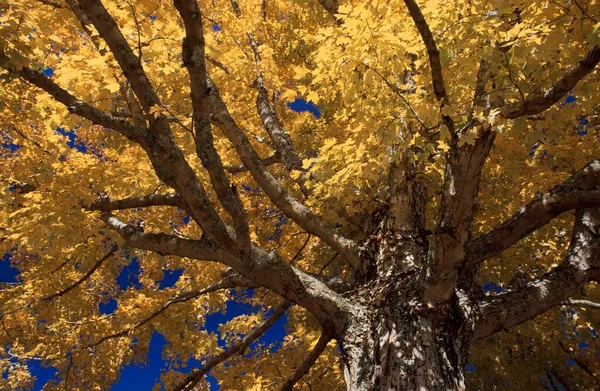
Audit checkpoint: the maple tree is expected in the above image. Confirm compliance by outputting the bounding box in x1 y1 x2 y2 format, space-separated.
1 0 600 389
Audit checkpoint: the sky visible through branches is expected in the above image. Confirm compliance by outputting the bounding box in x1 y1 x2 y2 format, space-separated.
0 99 318 391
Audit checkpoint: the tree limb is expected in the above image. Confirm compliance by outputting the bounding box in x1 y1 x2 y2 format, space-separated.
225 153 282 174
279 329 333 391
174 0 252 260
207 78 361 269
173 300 291 391
102 213 353 325
87 279 236 348
474 208 600 339
500 45 600 119
77 0 160 113
76 0 237 251
89 193 185 211
0 52 146 143
249 36 303 173
466 160 600 267
562 299 600 310
402 0 448 102
45 246 118 300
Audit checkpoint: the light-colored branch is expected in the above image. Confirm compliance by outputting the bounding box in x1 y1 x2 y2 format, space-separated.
562 299 600 310
474 208 600 339
173 300 291 391
207 79 361 269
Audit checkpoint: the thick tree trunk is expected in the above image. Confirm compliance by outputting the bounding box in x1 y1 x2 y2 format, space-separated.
338 296 470 390
336 219 472 391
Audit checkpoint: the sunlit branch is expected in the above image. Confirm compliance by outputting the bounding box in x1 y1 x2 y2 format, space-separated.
173 300 291 391
249 35 304 173
279 329 332 391
86 280 237 348
474 208 600 339
500 45 600 119
207 79 361 269
101 213 234 264
466 160 600 267
562 299 600 310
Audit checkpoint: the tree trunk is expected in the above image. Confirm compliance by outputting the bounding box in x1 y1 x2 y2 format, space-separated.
336 222 472 390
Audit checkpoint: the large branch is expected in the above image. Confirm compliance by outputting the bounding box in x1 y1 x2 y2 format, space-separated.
425 127 496 303
500 45 600 119
76 0 237 251
474 207 600 339
103 214 353 331
249 37 303 173
174 0 252 260
0 52 146 143
207 79 361 269
77 0 159 113
173 300 291 391
466 160 600 267
402 0 448 102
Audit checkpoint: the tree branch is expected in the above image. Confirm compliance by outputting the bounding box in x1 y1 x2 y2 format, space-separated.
207 78 361 269
89 193 184 211
562 299 600 310
402 0 448 102
466 160 600 267
173 300 291 391
425 127 495 303
279 329 332 391
0 52 146 143
77 0 160 113
174 0 252 260
76 0 237 251
45 246 118 300
249 36 303 173
87 279 236 348
474 208 600 339
225 153 282 174
500 45 600 119
103 213 352 329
